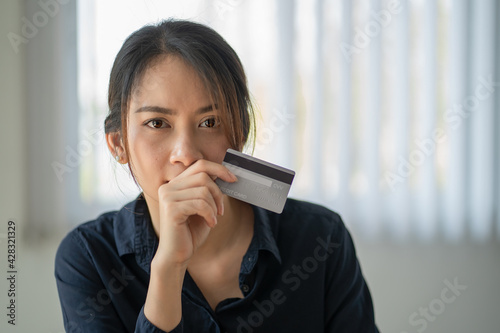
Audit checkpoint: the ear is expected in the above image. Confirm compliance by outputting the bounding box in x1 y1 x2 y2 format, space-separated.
106 132 128 164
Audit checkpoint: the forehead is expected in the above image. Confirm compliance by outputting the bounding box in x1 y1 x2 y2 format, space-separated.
131 55 211 105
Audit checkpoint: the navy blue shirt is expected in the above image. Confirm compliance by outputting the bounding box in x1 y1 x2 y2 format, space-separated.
55 195 379 332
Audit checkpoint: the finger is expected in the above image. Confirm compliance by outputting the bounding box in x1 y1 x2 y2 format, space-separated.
162 198 218 228
177 199 218 228
167 173 226 215
177 159 237 183
167 186 218 217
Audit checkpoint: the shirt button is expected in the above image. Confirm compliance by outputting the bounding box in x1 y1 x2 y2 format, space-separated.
241 284 250 293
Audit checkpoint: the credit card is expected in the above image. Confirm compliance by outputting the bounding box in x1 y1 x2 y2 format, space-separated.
216 149 295 214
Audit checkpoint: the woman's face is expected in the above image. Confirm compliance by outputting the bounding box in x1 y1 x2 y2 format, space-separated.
126 55 232 203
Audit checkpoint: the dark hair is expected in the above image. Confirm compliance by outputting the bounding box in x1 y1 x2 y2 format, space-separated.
104 19 255 172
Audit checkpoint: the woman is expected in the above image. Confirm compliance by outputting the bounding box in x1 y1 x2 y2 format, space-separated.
55 19 379 333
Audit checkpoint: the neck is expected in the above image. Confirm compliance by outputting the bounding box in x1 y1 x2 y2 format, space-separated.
197 196 254 257
145 193 254 258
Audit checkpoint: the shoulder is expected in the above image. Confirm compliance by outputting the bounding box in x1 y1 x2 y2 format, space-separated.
282 198 342 219
57 211 117 254
55 211 118 272
278 198 345 233
266 198 349 250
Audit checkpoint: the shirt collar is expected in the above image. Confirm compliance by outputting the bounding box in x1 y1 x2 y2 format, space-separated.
114 194 158 273
114 194 281 272
250 205 282 264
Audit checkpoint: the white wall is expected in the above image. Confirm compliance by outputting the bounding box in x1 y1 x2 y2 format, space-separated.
0 0 27 242
0 0 71 241
24 0 79 239
0 1 69 331
357 240 500 333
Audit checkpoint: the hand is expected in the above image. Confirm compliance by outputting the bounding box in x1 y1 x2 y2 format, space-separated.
152 159 237 269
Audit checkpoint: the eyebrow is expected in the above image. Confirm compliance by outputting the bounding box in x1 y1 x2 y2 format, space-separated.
134 104 217 115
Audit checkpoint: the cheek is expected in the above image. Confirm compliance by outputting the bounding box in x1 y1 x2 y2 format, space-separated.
201 136 231 164
127 126 168 176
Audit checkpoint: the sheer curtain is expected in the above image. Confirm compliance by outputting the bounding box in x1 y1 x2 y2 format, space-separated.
76 0 500 242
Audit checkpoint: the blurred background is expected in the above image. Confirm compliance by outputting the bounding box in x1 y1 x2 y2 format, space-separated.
1 0 499 332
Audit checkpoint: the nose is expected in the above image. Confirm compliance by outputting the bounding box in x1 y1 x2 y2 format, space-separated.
169 130 203 167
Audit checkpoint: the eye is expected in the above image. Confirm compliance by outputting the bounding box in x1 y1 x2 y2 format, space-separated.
200 116 220 128
146 119 168 129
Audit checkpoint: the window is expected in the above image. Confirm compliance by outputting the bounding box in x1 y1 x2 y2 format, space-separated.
77 0 500 242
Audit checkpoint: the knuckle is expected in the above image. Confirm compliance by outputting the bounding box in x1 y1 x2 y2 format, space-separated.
194 199 205 211
210 182 223 197
198 199 212 212
199 186 211 198
158 185 170 200
197 172 211 183
194 159 208 170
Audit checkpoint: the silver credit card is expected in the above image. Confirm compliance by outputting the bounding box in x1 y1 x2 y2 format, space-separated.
216 149 295 214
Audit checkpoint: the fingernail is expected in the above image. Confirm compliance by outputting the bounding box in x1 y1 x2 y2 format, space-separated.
221 202 224 216
213 215 218 226
229 171 237 181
